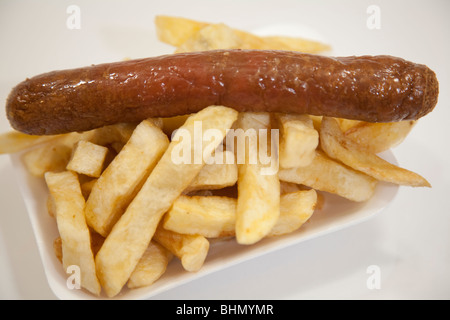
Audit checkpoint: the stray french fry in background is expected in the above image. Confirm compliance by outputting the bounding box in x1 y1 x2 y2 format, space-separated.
319 117 430 187
128 241 173 289
155 15 208 47
155 15 331 54
154 226 209 272
95 106 238 297
233 112 280 245
175 23 243 53
277 113 319 168
278 150 377 202
45 171 101 296
343 120 416 154
85 119 170 237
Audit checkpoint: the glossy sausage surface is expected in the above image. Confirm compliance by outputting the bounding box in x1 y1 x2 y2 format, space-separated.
6 50 439 135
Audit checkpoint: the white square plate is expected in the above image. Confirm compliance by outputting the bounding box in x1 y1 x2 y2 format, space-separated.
11 150 398 300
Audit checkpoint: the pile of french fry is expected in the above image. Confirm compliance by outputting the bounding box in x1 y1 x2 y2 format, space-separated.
0 16 430 298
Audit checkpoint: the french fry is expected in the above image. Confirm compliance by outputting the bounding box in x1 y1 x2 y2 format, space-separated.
128 241 173 289
85 119 170 237
278 150 377 202
21 131 99 177
89 123 138 152
163 195 236 238
232 112 280 245
44 171 101 296
155 15 208 47
185 150 237 193
95 106 238 297
80 178 97 199
343 120 416 154
277 113 319 168
66 140 109 178
0 130 61 154
153 226 209 272
155 15 331 54
21 123 137 177
161 114 190 136
175 23 243 53
319 117 430 187
22 140 73 177
269 189 317 236
53 237 63 263
163 190 316 238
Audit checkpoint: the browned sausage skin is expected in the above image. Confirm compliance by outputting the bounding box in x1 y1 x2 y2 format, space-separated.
6 49 438 135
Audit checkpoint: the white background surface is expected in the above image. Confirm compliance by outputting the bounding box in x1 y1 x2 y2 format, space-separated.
0 0 449 300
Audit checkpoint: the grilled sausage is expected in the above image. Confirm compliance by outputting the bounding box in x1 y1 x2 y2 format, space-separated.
6 49 439 135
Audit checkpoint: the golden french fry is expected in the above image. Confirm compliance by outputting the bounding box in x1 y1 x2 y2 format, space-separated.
154 226 209 272
128 241 173 289
233 112 280 245
343 120 416 154
163 195 236 238
44 171 101 296
278 150 377 202
185 151 237 193
89 123 138 152
309 115 323 131
46 194 56 218
21 130 99 177
269 189 317 236
175 23 243 53
319 117 430 187
163 190 316 238
0 130 62 154
335 118 362 132
85 119 170 237
22 141 73 177
95 106 238 297
277 113 319 168
155 15 331 54
66 140 109 178
53 237 63 263
80 178 97 199
280 181 308 194
155 15 208 47
161 114 190 136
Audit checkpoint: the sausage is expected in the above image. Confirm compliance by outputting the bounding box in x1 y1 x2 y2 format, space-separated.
6 49 439 135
